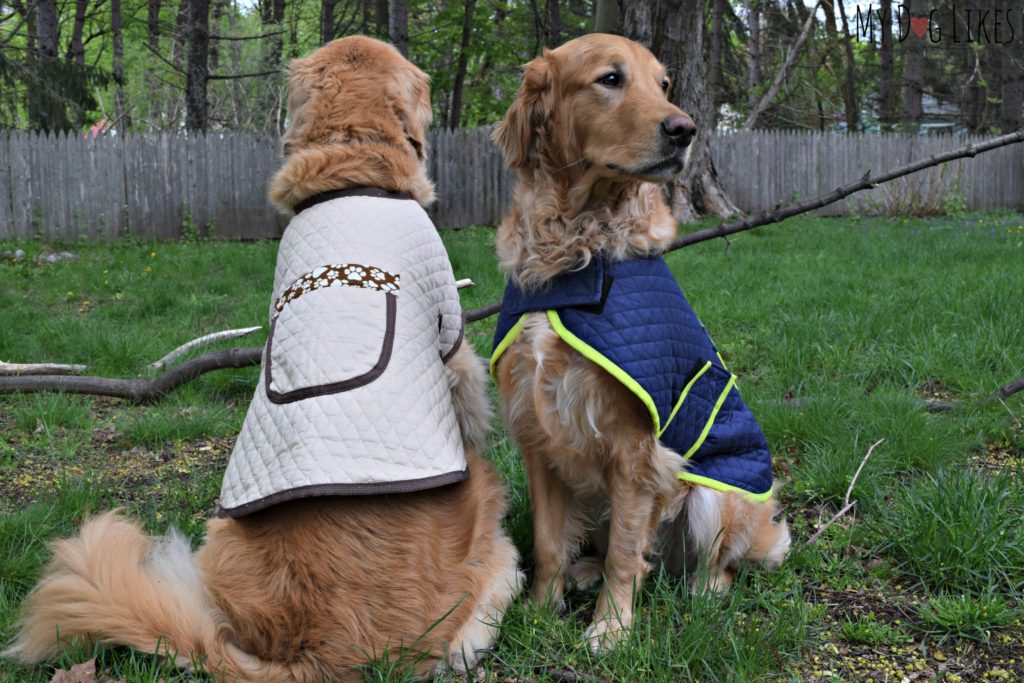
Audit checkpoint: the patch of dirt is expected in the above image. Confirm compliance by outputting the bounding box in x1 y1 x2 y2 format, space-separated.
971 440 1022 480
798 585 1024 682
0 399 234 511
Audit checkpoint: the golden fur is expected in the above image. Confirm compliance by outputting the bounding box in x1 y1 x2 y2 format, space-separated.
5 36 523 681
491 34 789 652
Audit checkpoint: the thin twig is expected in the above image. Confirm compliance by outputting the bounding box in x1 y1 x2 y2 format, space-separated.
462 130 1024 324
0 361 88 376
805 438 884 545
149 326 262 370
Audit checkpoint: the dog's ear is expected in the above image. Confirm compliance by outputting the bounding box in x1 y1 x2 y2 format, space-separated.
493 52 552 171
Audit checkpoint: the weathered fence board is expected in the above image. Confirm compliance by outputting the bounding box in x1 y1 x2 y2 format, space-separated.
0 129 1020 241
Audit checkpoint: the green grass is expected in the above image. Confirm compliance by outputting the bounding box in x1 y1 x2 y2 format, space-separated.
2 213 1024 682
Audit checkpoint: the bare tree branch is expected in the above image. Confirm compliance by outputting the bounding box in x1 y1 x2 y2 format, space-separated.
464 129 1024 323
996 378 1024 399
743 0 821 130
0 348 263 403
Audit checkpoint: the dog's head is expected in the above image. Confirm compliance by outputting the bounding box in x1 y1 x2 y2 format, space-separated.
270 36 435 211
494 33 695 183
282 36 431 161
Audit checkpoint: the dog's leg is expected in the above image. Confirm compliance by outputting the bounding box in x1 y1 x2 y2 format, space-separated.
522 444 572 611
585 468 656 653
443 534 525 674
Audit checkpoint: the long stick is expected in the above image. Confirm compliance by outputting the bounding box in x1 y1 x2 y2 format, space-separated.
464 129 1024 323
0 348 263 403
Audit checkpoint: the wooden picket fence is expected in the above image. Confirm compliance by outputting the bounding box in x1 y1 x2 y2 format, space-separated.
0 129 1020 240
712 131 1024 216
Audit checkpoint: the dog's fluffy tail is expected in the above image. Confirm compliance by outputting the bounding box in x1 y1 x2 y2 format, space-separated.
3 511 290 682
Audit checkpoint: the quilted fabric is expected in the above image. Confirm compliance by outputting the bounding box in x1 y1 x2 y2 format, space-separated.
219 193 467 517
492 256 773 498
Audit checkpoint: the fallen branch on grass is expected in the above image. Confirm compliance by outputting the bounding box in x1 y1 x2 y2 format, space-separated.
805 438 884 545
0 361 88 376
149 326 263 370
996 378 1024 399
0 347 263 403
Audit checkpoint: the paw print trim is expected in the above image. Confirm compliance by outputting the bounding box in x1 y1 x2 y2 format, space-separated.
273 263 400 317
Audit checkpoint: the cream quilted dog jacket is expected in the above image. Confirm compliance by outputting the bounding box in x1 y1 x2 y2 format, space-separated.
218 188 466 517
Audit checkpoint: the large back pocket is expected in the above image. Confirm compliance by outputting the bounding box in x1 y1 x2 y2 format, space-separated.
265 263 399 404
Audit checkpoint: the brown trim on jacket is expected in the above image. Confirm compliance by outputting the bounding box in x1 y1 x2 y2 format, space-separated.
217 468 470 517
293 187 414 215
265 292 397 404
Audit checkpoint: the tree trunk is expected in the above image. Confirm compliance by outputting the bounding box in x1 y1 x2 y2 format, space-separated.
172 0 189 65
999 1 1023 132
35 0 70 131
625 0 739 221
375 0 388 39
707 0 724 129
593 0 620 33
147 0 162 51
209 0 227 70
321 0 338 43
878 0 894 130
388 0 407 56
901 0 925 130
449 0 476 129
185 0 211 131
112 0 128 128
16 0 42 127
747 0 760 111
546 0 561 47
66 0 87 66
835 0 858 131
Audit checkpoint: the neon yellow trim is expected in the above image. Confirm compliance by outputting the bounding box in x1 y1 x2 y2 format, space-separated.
681 373 736 460
677 471 774 502
658 361 712 438
489 315 526 379
546 310 662 433
716 352 728 370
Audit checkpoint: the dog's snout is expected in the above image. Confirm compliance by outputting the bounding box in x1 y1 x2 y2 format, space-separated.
661 114 696 148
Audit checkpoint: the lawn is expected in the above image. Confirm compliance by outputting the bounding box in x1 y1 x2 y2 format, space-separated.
1 213 1023 682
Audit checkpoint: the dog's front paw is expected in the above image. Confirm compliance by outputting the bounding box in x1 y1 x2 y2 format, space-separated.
688 568 733 595
530 577 566 614
568 556 603 592
584 615 628 654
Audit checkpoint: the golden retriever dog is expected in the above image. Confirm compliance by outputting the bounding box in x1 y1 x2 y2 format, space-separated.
489 34 789 652
5 36 522 681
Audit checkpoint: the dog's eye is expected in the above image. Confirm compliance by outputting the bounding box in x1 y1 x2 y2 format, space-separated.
596 72 622 89
661 79 670 93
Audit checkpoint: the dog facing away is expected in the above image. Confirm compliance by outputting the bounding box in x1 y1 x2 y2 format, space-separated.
489 34 790 652
5 36 522 681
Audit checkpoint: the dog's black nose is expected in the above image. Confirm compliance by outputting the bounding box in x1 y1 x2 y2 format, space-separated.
661 114 696 148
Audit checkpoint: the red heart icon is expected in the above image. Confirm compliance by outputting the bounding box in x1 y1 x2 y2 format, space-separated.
910 15 929 38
